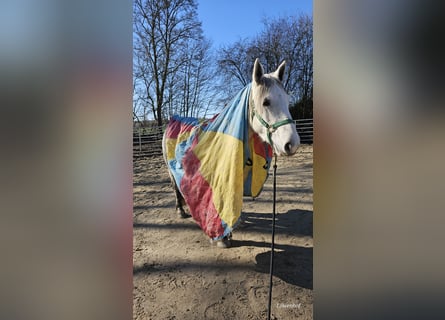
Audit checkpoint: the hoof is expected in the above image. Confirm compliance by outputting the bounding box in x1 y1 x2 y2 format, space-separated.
210 233 232 248
176 208 190 219
237 216 249 229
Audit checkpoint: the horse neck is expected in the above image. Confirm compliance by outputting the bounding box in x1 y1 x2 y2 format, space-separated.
247 90 255 131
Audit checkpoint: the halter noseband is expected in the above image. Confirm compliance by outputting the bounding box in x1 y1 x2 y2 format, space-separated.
251 103 294 153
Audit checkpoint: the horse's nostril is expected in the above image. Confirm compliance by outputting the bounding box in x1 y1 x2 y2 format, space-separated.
285 142 292 153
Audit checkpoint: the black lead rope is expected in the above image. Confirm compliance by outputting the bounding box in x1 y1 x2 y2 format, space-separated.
250 100 294 320
267 154 278 320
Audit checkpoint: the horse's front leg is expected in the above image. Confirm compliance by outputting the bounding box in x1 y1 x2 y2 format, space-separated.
210 232 232 248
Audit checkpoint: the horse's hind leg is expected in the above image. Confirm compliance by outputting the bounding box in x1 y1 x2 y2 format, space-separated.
173 180 190 218
163 132 189 218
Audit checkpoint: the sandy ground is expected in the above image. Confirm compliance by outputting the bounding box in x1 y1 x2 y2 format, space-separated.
133 145 313 320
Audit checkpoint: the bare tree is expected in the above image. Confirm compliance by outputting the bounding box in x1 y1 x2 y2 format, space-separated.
173 37 218 118
134 0 218 123
216 14 313 117
133 0 202 126
289 14 313 113
216 40 260 103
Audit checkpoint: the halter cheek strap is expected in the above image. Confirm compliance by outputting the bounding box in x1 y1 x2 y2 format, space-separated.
251 106 294 152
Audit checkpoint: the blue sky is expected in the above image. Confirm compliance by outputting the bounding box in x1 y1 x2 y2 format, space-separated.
197 0 313 48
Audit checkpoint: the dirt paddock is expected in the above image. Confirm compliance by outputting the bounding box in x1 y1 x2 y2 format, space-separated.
133 145 313 320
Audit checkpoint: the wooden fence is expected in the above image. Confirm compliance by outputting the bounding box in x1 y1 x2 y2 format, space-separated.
294 119 313 145
133 119 313 157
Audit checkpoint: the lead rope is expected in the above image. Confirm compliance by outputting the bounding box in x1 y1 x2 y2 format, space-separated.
249 98 293 319
267 153 278 320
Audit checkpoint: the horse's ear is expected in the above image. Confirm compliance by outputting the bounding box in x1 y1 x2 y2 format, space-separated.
275 60 286 82
253 58 264 84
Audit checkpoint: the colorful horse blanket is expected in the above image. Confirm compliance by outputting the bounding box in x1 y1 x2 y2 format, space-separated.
164 84 272 240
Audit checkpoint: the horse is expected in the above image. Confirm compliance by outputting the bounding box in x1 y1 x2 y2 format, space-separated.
162 58 300 248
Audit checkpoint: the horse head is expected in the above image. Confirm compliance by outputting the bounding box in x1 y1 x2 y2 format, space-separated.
250 58 300 156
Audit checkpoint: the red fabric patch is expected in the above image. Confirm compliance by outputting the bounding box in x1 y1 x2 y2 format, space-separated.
180 137 224 238
252 131 272 158
165 118 197 139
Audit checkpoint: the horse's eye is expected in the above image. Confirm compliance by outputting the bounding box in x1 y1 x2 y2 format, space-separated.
263 98 270 107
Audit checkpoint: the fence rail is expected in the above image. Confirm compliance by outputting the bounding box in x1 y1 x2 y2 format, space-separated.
294 119 313 144
133 119 313 157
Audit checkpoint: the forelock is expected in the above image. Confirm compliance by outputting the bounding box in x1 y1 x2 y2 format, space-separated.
255 75 285 98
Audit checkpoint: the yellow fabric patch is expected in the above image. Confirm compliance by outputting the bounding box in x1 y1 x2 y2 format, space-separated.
193 131 244 228
243 129 269 197
166 131 194 161
249 144 269 197
165 138 177 161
